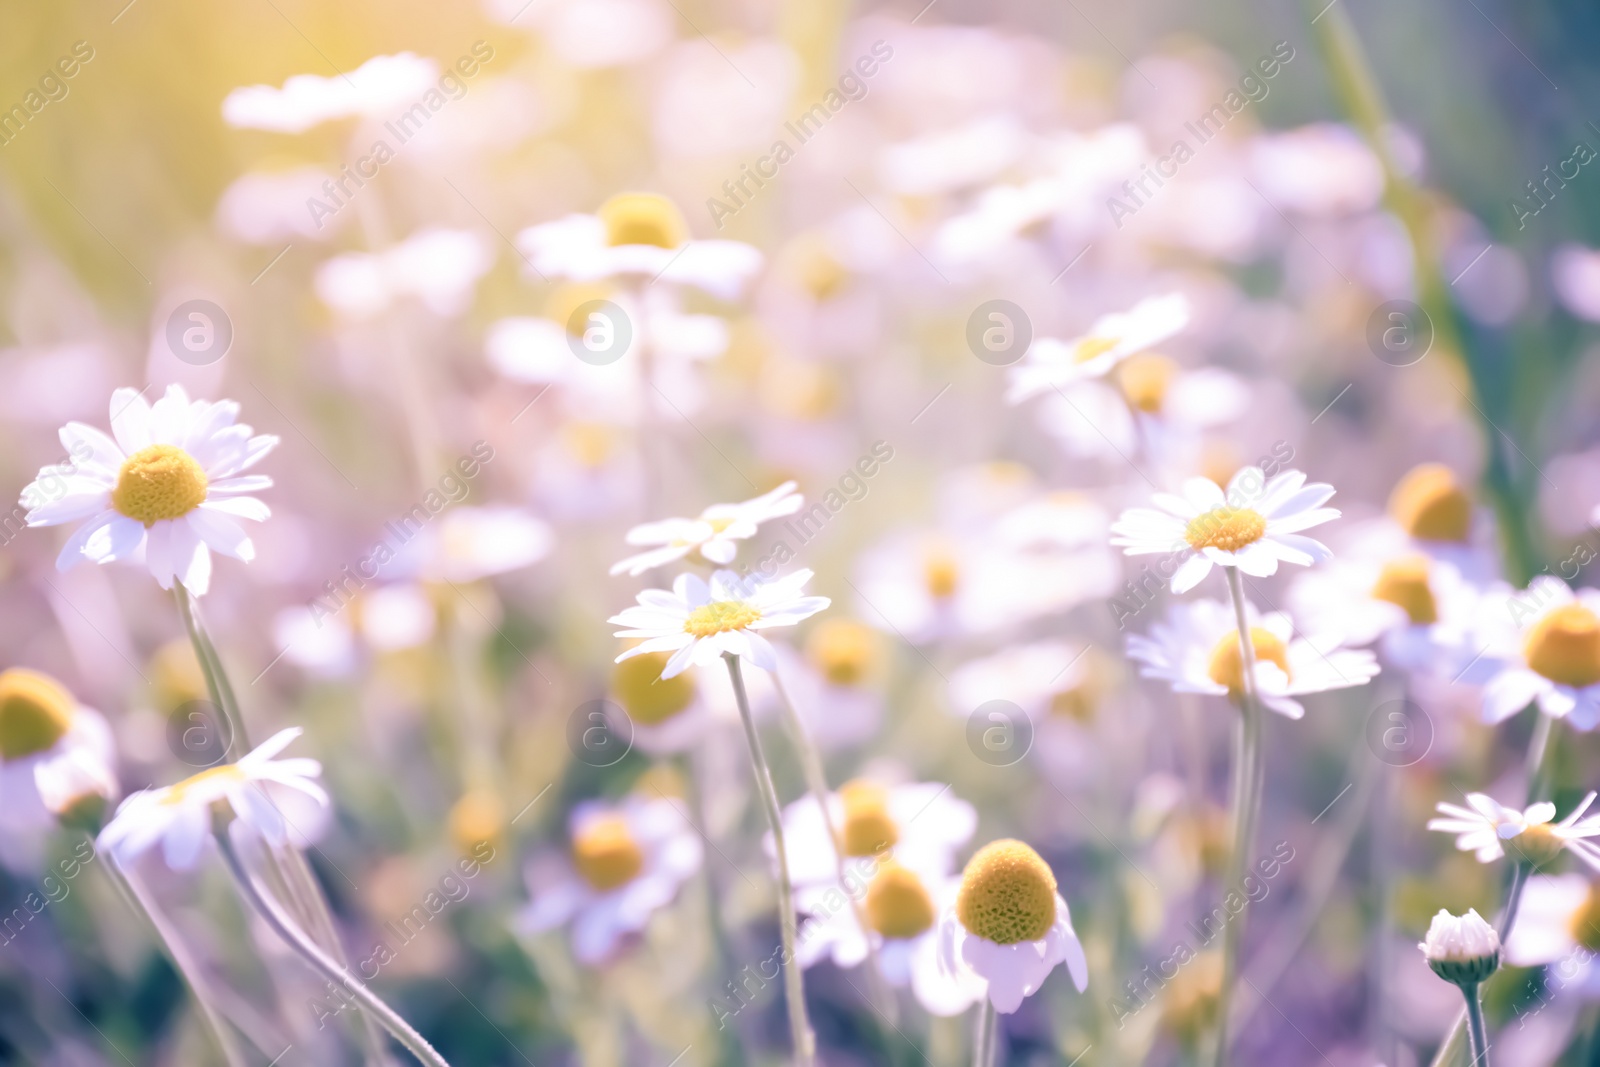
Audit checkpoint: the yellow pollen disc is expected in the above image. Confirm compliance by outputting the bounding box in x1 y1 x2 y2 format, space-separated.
1570 886 1600 953
448 789 504 853
1371 556 1438 625
1206 627 1291 695
682 601 762 638
1184 507 1267 553
1049 676 1102 723
806 619 878 687
546 282 613 338
787 235 849 301
1388 463 1471 543
562 422 616 469
839 780 898 856
162 765 243 806
598 192 687 250
1117 352 1179 414
1525 603 1600 688
864 861 936 939
923 549 960 599
613 651 696 726
572 814 644 891
956 839 1058 945
1161 952 1223 1047
704 516 736 534
112 444 208 526
1509 822 1566 869
1072 336 1119 364
0 669 75 761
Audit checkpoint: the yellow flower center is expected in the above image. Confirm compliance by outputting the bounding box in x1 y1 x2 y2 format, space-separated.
791 237 849 301
924 549 960 599
1117 352 1179 413
863 861 936 940
562 422 616 469
1206 627 1291 696
448 789 503 853
1507 822 1566 869
546 282 613 338
704 516 736 534
161 764 243 806
572 814 644 891
112 444 208 526
1072 336 1119 364
1161 952 1223 1047
598 192 687 250
806 619 877 687
1049 677 1102 723
956 838 1058 945
613 651 696 726
1184 507 1267 553
839 780 898 857
682 601 762 638
1388 463 1471 543
1525 603 1600 688
1371 555 1438 625
1569 885 1600 953
0 669 75 761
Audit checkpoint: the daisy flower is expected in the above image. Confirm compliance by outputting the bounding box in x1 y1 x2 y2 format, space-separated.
1381 463 1499 581
1110 468 1340 594
518 796 702 965
609 481 803 576
608 568 830 679
605 649 714 754
97 728 329 870
221 52 439 133
517 192 762 301
773 778 978 889
1127 598 1380 719
1475 577 1600 729
1429 792 1600 872
1005 292 1190 404
1036 357 1249 464
22 384 279 596
0 669 116 834
1504 874 1600 977
936 839 1088 1013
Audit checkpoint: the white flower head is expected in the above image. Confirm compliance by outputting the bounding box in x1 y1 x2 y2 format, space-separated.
23 384 278 596
611 481 803 576
97 728 329 871
518 796 702 965
1429 791 1600 872
1127 598 1380 720
1503 873 1600 974
1111 468 1340 594
773 780 977 889
609 568 830 679
0 669 116 833
222 53 440 134
1006 292 1189 403
1475 578 1600 730
1419 908 1501 985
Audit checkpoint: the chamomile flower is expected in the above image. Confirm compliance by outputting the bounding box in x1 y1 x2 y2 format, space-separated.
22 384 279 596
1429 792 1600 871
221 53 439 133
1110 469 1340 594
1005 292 1190 403
610 481 803 576
609 568 830 679
518 796 702 965
517 192 762 300
1503 874 1600 977
606 650 713 754
773 778 977 889
1420 908 1501 986
1475 578 1600 729
936 839 1089 1013
1381 463 1499 581
1127 598 1380 719
0 670 116 834
97 728 329 870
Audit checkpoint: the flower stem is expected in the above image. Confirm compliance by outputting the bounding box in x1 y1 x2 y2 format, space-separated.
1463 983 1491 1067
973 999 997 1067
1211 567 1267 1067
723 653 815 1067
214 826 453 1067
173 584 250 753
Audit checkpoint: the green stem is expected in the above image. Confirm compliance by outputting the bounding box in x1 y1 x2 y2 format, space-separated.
1212 568 1266 1067
1525 713 1556 803
974 999 997 1067
723 653 815 1067
1463 984 1491 1067
214 826 452 1067
676 752 746 1067
173 584 249 754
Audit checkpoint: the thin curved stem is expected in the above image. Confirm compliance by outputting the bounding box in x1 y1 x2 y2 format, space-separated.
1463 984 1491 1067
1211 568 1266 1067
214 826 452 1067
723 653 815 1067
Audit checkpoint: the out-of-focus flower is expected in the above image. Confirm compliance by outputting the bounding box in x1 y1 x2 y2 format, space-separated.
495 0 673 69
1475 578 1600 730
610 569 829 678
98 728 328 870
518 193 762 300
1127 598 1380 719
518 796 702 965
222 53 440 133
1504 874 1600 971
1006 293 1189 404
1383 463 1498 580
216 167 344 243
776 621 886 750
947 641 1111 778
1110 469 1339 594
1249 123 1384 216
315 228 493 319
415 506 553 584
1036 357 1249 463
1429 791 1600 871
23 384 279 596
607 650 711 753
1420 908 1501 985
610 481 802 576
937 839 1088 1013
0 669 115 833
1552 244 1600 323
775 779 976 888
